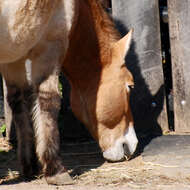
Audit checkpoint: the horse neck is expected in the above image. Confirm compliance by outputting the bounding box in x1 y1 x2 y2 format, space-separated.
63 0 120 83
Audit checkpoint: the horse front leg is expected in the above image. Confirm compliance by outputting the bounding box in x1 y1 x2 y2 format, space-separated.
6 83 38 178
33 74 73 185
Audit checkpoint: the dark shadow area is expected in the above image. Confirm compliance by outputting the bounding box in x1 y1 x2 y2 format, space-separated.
1 175 37 186
60 142 104 178
0 148 20 184
59 74 93 144
6 122 16 146
0 141 104 185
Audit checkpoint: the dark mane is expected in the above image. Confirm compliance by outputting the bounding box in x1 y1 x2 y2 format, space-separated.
64 0 122 69
87 0 121 44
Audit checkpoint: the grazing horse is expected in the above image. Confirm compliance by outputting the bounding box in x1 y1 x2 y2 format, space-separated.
0 0 138 185
63 0 138 162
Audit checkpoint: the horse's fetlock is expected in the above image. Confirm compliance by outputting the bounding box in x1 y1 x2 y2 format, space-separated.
44 158 63 176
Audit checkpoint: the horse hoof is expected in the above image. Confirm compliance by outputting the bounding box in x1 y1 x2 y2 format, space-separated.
45 172 74 185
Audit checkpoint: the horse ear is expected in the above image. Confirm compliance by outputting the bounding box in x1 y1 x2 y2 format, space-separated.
113 29 133 58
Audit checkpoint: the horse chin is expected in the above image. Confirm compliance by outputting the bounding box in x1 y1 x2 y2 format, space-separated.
102 136 125 162
103 143 125 162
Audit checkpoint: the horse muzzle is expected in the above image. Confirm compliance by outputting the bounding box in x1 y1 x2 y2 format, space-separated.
102 126 138 162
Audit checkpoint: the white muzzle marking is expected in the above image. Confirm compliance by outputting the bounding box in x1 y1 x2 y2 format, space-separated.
103 126 138 162
103 137 125 162
124 126 138 155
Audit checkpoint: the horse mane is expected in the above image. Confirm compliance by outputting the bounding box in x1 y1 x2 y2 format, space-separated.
64 0 121 70
87 0 121 44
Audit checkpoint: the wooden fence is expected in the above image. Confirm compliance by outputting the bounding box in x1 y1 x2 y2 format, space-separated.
1 0 190 139
112 0 168 135
111 0 190 133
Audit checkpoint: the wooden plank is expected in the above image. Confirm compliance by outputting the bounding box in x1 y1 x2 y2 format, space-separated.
112 0 168 134
168 0 190 132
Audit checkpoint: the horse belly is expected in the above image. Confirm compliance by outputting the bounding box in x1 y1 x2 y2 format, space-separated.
0 0 51 64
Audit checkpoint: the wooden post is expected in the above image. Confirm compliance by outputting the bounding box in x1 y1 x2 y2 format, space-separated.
168 0 190 132
112 0 169 135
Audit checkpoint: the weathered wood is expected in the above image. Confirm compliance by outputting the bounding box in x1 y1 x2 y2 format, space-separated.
168 0 190 132
112 0 168 134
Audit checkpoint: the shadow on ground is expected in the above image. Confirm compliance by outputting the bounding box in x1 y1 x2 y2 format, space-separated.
0 138 105 185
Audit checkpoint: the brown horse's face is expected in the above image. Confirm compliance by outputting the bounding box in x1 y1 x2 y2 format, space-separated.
70 30 138 162
96 67 138 161
95 30 138 161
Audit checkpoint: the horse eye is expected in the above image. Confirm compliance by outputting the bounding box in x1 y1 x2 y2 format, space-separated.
128 85 134 90
125 83 134 93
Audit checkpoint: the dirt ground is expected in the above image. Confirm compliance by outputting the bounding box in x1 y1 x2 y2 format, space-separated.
0 137 190 190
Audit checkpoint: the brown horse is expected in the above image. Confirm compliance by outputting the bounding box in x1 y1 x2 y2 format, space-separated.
63 0 138 162
0 0 138 185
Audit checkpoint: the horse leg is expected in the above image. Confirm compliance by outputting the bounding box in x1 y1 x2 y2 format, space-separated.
6 82 38 178
33 74 73 185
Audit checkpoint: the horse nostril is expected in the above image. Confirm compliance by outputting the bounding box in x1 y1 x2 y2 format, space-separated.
129 85 134 90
